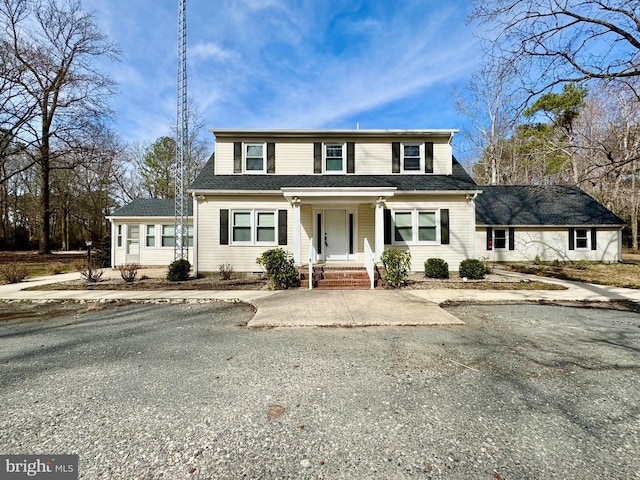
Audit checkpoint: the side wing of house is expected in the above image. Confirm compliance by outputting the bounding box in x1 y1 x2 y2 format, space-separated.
475 186 625 263
190 129 482 273
107 199 194 267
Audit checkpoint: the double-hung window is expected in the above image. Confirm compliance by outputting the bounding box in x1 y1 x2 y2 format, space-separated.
146 225 156 247
418 212 437 241
245 143 265 173
161 225 175 247
232 210 277 245
160 224 194 247
575 228 588 249
394 210 439 244
117 225 123 247
494 229 507 249
325 143 345 173
402 144 421 172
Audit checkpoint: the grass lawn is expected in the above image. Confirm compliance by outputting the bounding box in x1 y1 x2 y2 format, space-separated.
0 251 85 280
508 256 640 289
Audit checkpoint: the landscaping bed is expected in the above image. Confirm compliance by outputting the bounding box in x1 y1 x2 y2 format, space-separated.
402 272 567 290
25 273 269 291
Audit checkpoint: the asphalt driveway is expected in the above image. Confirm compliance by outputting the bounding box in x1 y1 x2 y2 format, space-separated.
0 300 638 479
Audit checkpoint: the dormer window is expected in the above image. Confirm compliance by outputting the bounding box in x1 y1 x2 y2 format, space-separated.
402 144 421 171
245 143 266 173
325 143 345 173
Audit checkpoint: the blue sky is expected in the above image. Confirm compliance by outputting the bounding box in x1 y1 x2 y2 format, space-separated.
84 0 480 152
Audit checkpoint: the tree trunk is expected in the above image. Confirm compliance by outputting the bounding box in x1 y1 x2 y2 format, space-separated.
632 159 639 251
38 130 51 254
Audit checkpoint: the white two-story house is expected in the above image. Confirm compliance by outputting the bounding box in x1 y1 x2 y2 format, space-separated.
108 129 624 277
189 129 481 275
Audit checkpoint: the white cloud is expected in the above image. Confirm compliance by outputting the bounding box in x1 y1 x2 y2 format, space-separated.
191 42 236 62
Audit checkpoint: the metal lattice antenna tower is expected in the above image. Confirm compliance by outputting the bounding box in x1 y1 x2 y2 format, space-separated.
174 0 188 260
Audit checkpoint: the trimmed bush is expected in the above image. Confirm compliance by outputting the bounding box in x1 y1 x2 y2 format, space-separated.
380 248 411 288
459 259 486 280
256 248 300 289
424 258 449 279
167 259 191 281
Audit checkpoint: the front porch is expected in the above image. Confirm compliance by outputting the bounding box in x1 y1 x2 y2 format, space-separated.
283 188 395 267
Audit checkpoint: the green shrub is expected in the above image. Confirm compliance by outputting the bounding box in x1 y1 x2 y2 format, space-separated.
256 248 299 289
424 258 449 279
167 259 191 281
381 248 411 288
459 259 486 280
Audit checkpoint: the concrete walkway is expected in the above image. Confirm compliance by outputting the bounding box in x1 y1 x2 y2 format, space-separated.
0 267 638 327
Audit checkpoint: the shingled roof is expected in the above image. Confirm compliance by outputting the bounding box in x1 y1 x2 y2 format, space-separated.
109 198 193 217
475 185 625 226
189 156 479 192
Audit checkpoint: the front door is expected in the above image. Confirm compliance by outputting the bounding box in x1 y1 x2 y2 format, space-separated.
126 224 140 264
324 209 347 260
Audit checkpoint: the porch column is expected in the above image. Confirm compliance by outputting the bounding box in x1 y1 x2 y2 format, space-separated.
375 198 385 261
292 197 301 264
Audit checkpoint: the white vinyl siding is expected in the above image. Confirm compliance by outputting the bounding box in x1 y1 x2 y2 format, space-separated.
385 195 475 271
111 220 194 267
476 227 621 263
213 137 452 175
197 196 292 272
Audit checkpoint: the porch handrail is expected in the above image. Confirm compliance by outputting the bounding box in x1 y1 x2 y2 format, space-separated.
308 237 314 290
364 237 375 289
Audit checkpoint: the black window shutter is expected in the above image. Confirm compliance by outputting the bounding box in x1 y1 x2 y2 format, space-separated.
267 142 275 173
486 227 493 250
349 214 354 254
314 142 322 173
440 209 450 245
508 227 515 251
220 209 229 245
568 228 575 250
278 210 287 245
425 142 434 173
591 227 597 250
347 142 355 173
384 209 392 244
392 142 400 173
316 213 322 254
233 142 242 173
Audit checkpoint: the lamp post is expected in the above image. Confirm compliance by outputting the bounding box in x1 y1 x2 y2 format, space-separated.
86 240 93 265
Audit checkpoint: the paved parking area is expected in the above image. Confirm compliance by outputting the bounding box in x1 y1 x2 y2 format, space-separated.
0 301 638 479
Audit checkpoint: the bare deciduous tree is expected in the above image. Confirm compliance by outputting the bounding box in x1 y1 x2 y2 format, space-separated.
470 0 640 94
0 0 119 253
